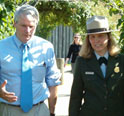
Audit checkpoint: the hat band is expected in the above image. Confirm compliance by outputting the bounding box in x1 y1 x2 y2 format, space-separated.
87 28 108 33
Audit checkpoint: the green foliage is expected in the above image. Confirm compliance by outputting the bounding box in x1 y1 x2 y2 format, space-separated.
98 0 124 53
1 0 92 39
0 0 31 40
36 1 92 38
0 1 15 39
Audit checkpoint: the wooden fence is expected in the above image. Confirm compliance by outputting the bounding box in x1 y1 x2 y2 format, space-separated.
48 25 74 59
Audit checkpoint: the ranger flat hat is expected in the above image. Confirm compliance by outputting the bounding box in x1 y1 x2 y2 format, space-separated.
86 16 111 35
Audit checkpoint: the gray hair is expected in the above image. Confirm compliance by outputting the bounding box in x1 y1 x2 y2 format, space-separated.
14 4 39 24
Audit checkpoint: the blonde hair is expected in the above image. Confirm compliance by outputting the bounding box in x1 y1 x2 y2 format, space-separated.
79 33 120 58
72 35 82 45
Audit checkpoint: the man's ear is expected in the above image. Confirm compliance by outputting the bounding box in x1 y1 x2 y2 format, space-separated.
13 21 16 27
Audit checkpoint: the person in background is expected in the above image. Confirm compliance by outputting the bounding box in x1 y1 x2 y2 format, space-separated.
0 4 61 116
69 15 124 116
64 33 82 74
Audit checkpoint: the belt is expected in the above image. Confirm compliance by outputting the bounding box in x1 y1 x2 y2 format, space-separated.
1 101 44 107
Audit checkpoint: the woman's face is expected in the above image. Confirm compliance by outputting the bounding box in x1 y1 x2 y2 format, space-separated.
74 36 80 44
89 33 109 56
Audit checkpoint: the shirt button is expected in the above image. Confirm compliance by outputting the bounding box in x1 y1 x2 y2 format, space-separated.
104 107 107 111
106 91 108 94
104 96 107 99
104 84 107 88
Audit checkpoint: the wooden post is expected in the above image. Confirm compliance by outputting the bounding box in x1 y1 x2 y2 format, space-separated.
56 58 64 85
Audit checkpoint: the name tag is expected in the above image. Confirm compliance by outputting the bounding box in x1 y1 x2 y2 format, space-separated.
85 72 94 75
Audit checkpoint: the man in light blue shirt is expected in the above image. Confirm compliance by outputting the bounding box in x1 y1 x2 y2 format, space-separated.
0 4 60 116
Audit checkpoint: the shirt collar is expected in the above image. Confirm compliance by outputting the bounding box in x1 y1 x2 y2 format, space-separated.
13 34 22 49
13 34 32 49
95 51 109 60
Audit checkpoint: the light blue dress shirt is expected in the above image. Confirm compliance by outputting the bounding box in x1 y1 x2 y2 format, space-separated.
95 52 109 77
0 34 61 105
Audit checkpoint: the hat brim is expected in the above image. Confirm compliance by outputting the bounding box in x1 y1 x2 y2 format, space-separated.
87 30 111 35
74 36 81 37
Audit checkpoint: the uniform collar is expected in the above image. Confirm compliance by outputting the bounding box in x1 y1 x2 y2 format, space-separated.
95 51 109 60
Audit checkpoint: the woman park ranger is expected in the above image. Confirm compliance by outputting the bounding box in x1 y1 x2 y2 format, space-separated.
69 16 124 116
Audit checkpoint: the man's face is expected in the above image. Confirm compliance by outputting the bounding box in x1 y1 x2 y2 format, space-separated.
14 14 37 43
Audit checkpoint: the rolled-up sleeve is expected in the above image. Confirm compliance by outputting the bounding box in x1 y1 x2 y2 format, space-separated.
45 45 61 87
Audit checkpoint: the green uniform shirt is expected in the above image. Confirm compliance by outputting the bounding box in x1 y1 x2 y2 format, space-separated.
69 54 124 116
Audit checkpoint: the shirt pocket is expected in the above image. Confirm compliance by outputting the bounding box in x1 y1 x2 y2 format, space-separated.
32 62 46 82
83 74 99 90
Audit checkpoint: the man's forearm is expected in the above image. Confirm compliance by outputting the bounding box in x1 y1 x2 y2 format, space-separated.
48 86 58 115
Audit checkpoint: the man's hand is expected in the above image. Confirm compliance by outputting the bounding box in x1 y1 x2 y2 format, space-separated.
50 113 55 116
0 80 18 102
